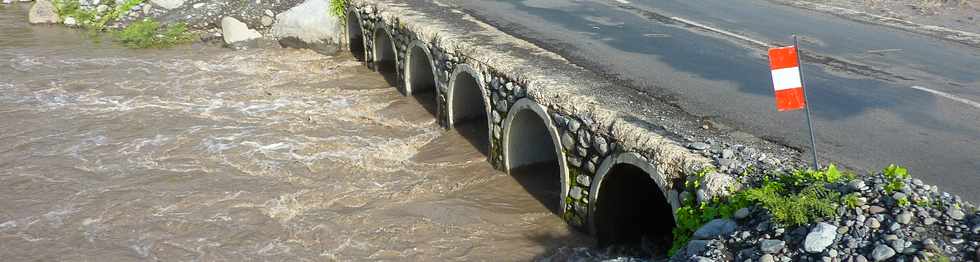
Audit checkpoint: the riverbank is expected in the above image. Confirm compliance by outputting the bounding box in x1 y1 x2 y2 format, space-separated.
8 0 342 51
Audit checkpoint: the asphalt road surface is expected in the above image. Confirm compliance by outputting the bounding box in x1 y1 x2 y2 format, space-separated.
447 0 980 203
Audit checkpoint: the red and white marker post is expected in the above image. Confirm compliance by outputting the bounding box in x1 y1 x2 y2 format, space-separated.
768 35 819 169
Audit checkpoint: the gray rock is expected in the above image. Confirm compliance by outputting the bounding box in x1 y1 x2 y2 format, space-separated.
28 0 60 24
855 255 869 262
971 224 980 234
260 16 274 27
870 245 895 261
576 174 590 187
686 240 709 257
804 222 837 253
868 206 886 214
721 149 734 159
221 16 262 47
695 189 710 206
577 129 591 149
569 186 583 200
62 16 77 26
567 118 581 132
866 218 881 229
693 219 737 239
150 0 184 9
923 239 940 252
734 208 751 220
897 212 913 224
697 172 740 203
593 136 609 156
760 254 775 262
923 217 937 225
890 239 906 252
680 191 692 205
759 239 785 254
584 161 596 174
892 192 907 201
848 180 867 192
947 208 966 220
561 131 575 151
568 156 582 168
689 142 710 150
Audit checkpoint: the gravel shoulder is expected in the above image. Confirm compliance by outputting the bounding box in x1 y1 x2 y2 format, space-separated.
768 0 980 47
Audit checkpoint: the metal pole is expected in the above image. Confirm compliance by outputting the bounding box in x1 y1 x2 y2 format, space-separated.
794 35 820 170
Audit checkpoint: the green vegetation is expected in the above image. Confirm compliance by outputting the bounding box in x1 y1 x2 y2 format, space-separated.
883 164 910 193
743 177 840 226
669 165 857 256
329 0 347 22
53 0 144 30
50 0 195 48
843 192 862 209
114 19 195 48
668 168 749 256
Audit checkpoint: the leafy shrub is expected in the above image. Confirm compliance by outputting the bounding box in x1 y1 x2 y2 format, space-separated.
778 164 849 188
114 19 195 48
883 164 909 193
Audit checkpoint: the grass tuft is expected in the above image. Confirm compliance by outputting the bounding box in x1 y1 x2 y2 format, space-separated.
114 19 195 48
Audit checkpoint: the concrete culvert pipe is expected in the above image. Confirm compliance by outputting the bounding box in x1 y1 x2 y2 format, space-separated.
346 13 364 61
590 153 675 254
372 28 398 85
404 42 439 116
405 42 436 95
503 99 570 215
448 65 491 155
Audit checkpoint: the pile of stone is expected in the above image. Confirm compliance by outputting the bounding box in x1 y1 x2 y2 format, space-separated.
22 0 343 52
672 166 980 262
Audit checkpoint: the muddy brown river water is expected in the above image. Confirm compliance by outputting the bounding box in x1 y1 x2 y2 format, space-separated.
0 4 594 261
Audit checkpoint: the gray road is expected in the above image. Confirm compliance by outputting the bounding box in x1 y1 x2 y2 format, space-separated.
447 0 980 203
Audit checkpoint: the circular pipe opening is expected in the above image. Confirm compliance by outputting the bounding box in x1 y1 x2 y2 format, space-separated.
504 106 565 214
373 29 398 86
448 68 489 155
593 163 675 257
347 14 364 61
405 44 438 116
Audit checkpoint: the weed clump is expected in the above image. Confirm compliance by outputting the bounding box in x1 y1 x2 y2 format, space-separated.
329 0 347 21
53 0 144 30
114 19 195 48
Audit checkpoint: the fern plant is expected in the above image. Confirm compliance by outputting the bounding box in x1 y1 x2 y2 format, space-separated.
745 181 839 226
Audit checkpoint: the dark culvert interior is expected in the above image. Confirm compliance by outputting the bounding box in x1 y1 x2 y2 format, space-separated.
373 30 398 86
450 72 490 156
407 46 439 117
347 15 364 61
506 108 562 215
594 163 675 257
